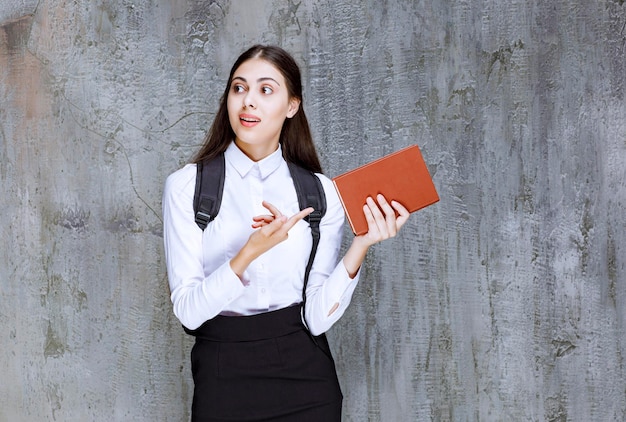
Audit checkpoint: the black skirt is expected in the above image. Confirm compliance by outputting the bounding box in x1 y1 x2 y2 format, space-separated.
188 305 343 421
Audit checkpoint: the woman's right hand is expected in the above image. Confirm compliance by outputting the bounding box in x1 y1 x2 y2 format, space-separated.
230 201 313 278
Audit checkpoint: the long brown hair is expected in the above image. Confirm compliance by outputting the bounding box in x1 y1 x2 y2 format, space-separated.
192 45 322 173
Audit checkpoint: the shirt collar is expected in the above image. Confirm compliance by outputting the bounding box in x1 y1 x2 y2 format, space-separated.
225 142 284 179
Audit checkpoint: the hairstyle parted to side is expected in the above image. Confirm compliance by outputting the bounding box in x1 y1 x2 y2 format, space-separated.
192 45 322 174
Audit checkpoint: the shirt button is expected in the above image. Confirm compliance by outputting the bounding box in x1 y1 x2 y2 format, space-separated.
261 288 266 294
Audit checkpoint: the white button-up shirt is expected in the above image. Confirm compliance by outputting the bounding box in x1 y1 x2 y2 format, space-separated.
162 142 360 335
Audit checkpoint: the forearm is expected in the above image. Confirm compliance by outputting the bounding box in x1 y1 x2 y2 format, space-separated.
229 242 260 278
169 262 247 329
342 196 411 278
342 237 371 279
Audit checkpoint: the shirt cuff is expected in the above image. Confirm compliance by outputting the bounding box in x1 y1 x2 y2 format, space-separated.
324 262 360 307
214 261 248 301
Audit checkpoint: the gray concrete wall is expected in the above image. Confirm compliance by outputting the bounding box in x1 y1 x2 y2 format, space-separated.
1 0 624 421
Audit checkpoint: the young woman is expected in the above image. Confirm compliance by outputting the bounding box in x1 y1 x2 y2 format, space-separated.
162 45 409 421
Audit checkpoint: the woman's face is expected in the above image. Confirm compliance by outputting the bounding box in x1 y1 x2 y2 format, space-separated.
227 58 300 161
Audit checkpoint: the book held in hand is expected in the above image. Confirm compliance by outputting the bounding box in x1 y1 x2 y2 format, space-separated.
332 145 439 235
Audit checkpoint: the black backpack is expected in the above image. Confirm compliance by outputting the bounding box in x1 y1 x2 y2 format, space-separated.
191 152 326 333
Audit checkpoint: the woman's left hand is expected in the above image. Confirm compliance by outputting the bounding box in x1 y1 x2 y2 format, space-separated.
342 194 410 278
356 194 410 247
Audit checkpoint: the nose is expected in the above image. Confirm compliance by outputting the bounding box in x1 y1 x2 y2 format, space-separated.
243 90 256 109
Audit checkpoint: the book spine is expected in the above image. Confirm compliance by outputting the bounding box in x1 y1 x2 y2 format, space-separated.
332 180 359 235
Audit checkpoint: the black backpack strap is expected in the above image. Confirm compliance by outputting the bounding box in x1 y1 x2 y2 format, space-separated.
193 153 225 230
287 162 327 332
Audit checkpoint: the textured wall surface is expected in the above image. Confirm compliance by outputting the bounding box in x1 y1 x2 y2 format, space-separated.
1 1 625 421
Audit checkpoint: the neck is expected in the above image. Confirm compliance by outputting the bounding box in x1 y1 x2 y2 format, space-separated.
234 139 279 162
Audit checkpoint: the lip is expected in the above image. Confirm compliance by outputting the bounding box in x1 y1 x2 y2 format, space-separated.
239 113 261 127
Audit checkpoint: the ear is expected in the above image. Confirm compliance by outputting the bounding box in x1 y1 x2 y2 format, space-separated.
286 97 301 119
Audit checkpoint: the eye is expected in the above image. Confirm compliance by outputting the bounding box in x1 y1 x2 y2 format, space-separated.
261 86 273 95
232 84 245 93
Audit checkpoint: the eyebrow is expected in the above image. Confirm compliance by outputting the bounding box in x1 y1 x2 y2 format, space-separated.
231 76 281 86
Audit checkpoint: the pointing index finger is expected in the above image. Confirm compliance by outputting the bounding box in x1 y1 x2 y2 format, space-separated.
284 207 314 230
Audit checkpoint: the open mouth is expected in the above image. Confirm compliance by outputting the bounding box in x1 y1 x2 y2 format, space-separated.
239 114 261 127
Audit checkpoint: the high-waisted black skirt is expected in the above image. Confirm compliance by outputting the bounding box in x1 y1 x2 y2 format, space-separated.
188 305 343 421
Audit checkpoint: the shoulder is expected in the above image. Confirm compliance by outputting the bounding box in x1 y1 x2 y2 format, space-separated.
314 172 335 196
314 172 342 212
314 173 335 192
310 172 345 230
163 163 197 200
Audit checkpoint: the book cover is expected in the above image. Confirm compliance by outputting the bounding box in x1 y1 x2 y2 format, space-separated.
332 145 439 235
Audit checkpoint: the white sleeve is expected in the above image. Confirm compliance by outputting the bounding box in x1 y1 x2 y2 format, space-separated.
302 174 361 336
162 165 246 330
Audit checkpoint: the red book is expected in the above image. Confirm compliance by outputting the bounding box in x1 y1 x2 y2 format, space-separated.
332 145 439 235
